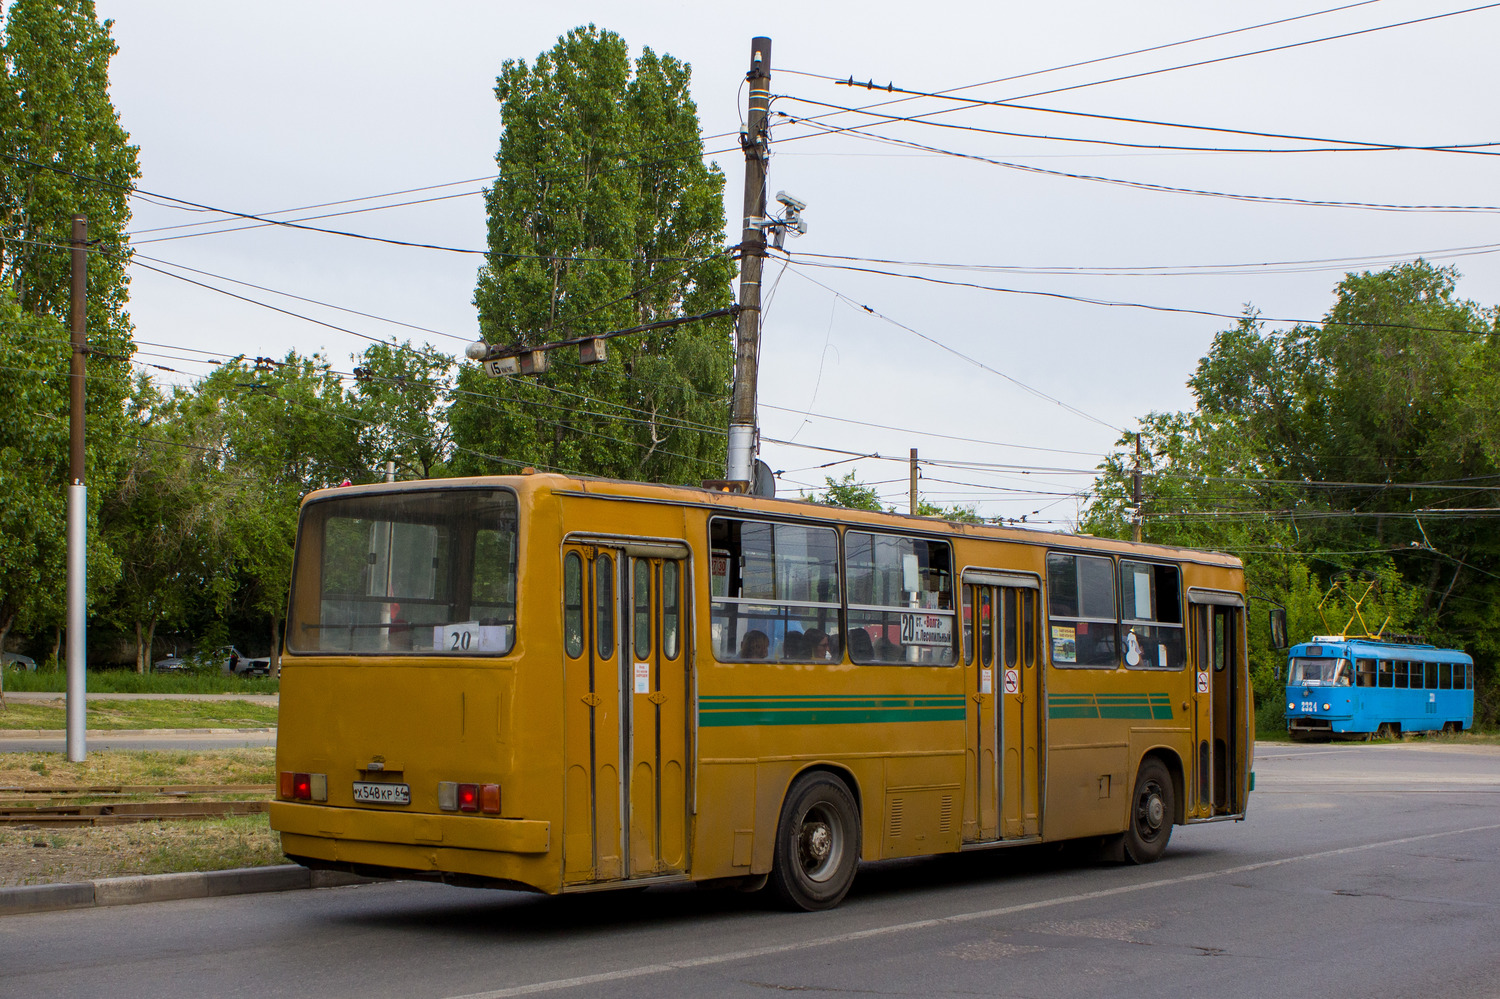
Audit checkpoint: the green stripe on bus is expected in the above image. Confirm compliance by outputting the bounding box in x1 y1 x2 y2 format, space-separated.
1048 693 1173 721
700 706 967 727
699 694 967 727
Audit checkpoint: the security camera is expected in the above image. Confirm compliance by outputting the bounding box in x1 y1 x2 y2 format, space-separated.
775 191 806 214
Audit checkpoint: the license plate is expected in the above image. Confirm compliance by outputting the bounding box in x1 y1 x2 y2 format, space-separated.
353 781 410 805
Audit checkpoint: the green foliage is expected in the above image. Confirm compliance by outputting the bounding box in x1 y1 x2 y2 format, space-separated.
805 471 885 512
352 340 453 479
0 0 138 338
451 25 734 484
1 667 277 694
1085 261 1500 721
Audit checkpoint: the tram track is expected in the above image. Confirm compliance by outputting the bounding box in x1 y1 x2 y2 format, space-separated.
0 784 274 826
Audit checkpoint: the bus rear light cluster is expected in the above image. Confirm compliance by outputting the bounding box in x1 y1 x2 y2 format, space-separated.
280 771 327 802
437 781 500 814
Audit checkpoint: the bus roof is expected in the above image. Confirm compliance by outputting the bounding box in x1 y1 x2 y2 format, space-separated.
300 472 1244 570
1290 638 1472 663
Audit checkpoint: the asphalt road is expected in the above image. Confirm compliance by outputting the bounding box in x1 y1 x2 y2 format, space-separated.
3 741 1498 999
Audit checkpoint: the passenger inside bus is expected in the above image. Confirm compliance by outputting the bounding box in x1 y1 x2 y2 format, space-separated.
740 630 769 659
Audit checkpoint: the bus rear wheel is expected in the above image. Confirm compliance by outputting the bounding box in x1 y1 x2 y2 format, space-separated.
768 772 860 911
1123 759 1174 865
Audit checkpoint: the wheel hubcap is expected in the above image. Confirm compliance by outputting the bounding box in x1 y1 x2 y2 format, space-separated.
798 805 843 883
1138 781 1165 838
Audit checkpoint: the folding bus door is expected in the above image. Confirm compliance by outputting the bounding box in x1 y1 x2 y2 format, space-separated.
1188 589 1244 817
562 542 690 886
962 570 1042 844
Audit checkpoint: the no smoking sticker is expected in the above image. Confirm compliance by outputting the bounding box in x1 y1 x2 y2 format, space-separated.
1196 671 1209 693
1003 669 1019 695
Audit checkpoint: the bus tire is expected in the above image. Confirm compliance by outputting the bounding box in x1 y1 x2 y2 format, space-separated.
768 771 860 911
1123 759 1174 865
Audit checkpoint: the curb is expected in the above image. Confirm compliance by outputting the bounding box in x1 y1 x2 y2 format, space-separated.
0 728 276 738
0 865 372 916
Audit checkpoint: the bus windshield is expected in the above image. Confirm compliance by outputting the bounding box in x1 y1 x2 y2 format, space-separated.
1289 657 1350 686
288 488 518 656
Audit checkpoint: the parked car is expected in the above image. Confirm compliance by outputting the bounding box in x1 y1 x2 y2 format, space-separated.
152 646 270 676
1 652 36 671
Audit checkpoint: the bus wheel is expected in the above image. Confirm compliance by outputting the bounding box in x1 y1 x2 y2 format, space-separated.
769 772 860 911
1123 759 1174 865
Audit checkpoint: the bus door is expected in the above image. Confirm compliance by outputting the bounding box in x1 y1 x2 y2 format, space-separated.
562 541 690 884
1189 591 1244 816
961 571 1042 843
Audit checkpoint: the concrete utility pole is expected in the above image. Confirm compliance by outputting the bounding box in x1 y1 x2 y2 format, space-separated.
726 36 772 486
66 215 88 762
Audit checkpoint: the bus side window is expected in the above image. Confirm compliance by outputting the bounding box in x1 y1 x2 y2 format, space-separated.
1356 659 1376 687
962 585 974 665
662 561 680 660
563 553 584 659
595 554 614 658
633 559 652 661
1021 589 1036 666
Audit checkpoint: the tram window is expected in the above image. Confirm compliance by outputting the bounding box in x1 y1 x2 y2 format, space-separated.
1377 660 1392 687
1047 552 1119 668
1394 661 1409 689
709 518 841 663
662 562 680 660
595 554 614 659
1356 659 1377 687
1466 663 1474 690
846 532 956 665
633 559 652 661
1119 560 1185 670
1440 662 1452 689
1424 661 1439 689
563 553 583 659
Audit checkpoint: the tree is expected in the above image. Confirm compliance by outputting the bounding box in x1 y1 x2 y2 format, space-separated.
0 0 138 336
1085 262 1500 719
450 25 734 485
352 340 453 480
805 472 884 512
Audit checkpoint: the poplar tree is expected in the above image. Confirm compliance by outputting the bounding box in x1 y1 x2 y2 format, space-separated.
451 25 734 484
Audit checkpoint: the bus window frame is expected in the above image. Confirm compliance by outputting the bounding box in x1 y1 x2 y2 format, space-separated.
1047 551 1120 669
844 529 959 667
708 516 843 664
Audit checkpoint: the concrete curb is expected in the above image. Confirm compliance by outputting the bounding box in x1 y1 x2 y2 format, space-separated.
0 865 371 916
0 727 276 738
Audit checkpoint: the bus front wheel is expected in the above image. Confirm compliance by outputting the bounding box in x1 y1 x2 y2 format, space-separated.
1123 759 1174 865
769 772 860 911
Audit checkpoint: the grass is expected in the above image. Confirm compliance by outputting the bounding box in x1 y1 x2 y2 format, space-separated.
0 747 276 786
0 814 285 886
1 668 277 695
0 748 284 887
0 698 277 731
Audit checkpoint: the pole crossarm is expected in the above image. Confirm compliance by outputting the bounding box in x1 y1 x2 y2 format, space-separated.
475 305 745 363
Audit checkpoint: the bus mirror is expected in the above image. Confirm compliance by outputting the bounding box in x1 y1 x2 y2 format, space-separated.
1269 608 1288 651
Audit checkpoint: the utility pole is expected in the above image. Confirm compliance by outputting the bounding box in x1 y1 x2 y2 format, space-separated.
1132 433 1144 544
66 215 88 762
726 36 772 486
910 448 919 515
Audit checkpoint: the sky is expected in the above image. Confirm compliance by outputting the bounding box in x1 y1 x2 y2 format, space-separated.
92 0 1500 524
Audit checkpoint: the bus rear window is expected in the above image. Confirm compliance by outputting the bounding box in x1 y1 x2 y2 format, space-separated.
289 488 518 656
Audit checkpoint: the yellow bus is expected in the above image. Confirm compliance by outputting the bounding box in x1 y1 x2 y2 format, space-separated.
270 472 1251 910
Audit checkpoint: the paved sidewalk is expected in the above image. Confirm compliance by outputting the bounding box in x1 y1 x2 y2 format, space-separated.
0 865 372 916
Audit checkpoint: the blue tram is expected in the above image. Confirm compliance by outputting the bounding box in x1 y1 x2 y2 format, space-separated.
1284 636 1473 739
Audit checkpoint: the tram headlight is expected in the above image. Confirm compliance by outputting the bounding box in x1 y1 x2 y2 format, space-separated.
1288 702 1296 711
1323 703 1331 711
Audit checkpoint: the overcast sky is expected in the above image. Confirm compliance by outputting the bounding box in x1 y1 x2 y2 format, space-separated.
93 0 1500 523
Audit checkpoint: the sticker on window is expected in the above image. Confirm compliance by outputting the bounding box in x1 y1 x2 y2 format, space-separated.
900 613 952 647
1051 625 1077 663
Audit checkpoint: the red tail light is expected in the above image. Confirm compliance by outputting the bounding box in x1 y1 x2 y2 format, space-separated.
457 783 480 812
292 773 312 801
